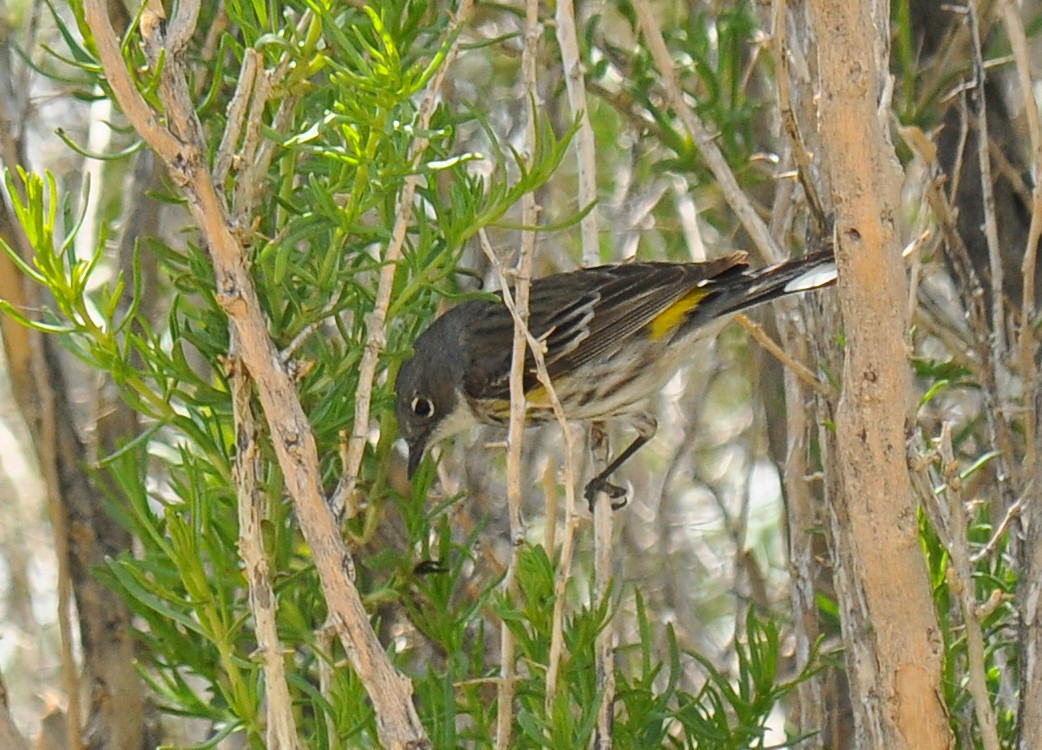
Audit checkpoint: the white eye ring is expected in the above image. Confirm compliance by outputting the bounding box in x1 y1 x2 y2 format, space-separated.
411 395 434 418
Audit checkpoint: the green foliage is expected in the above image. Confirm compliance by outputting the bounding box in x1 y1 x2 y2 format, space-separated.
2 1 830 747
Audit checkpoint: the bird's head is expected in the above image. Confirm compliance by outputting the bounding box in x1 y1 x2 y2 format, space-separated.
394 318 469 478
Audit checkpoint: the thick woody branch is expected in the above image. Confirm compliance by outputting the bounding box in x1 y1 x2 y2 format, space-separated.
82 3 428 747
808 0 951 747
229 352 302 750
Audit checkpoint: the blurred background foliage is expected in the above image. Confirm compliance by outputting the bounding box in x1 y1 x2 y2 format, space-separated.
0 0 1038 747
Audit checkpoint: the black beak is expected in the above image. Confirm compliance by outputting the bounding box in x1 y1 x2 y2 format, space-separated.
406 436 428 479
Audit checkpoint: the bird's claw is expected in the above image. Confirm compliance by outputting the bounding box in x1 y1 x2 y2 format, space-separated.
584 478 629 512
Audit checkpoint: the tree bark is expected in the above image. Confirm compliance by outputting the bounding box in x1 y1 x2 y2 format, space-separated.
807 0 952 747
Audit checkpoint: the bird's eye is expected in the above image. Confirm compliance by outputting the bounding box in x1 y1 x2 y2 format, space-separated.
411 395 434 419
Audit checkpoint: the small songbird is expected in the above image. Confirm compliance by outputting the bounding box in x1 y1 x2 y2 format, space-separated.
395 250 835 504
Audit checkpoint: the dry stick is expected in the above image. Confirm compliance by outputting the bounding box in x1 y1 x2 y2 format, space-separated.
972 485 1029 564
966 3 1008 378
770 0 827 235
235 12 316 222
82 3 428 747
1002 0 1040 481
334 0 473 520
933 426 1001 750
213 49 259 187
555 0 599 268
495 1 541 743
553 0 614 744
631 0 784 265
478 235 582 722
735 314 834 399
923 174 1019 505
229 351 302 750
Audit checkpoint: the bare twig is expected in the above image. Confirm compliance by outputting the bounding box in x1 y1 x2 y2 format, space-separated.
214 49 260 188
477 230 582 722
553 0 615 743
923 166 1018 504
631 0 784 265
770 0 827 235
555 0 599 267
966 2 1007 373
1001 0 1040 481
82 3 428 746
334 0 473 520
918 425 1000 750
735 313 834 398
229 351 302 750
231 11 317 221
971 484 1029 564
494 0 540 742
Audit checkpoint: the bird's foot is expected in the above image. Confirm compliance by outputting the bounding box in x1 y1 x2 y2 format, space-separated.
584 477 629 512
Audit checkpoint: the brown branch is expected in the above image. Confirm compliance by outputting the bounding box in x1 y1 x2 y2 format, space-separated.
494 1 540 742
334 0 473 520
229 352 302 749
770 0 827 236
631 0 784 264
553 0 616 742
807 0 951 746
966 1 1008 388
476 230 582 727
82 3 429 747
735 313 834 399
1001 0 1040 483
935 426 1000 749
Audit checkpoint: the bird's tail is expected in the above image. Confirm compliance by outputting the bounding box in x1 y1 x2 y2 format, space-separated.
709 249 836 318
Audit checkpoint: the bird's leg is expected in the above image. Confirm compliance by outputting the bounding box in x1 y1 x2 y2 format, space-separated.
584 414 658 511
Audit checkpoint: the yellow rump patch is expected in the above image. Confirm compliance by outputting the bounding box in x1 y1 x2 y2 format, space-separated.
649 288 708 341
525 385 552 407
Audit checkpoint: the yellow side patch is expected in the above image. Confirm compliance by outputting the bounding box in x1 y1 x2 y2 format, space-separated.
649 288 708 341
526 385 551 407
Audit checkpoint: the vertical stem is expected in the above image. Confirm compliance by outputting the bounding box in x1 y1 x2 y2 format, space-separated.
808 0 951 747
495 0 540 743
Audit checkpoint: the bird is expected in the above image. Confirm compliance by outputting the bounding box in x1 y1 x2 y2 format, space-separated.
395 249 836 506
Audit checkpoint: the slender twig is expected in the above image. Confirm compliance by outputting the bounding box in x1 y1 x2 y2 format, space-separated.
214 48 260 188
631 0 784 265
735 313 834 398
971 483 1029 564
554 0 615 742
232 11 317 221
494 0 540 742
770 0 827 235
555 0 599 267
923 163 1019 503
83 3 429 746
1001 0 1040 482
478 230 582 722
966 3 1007 366
934 425 1001 750
229 351 302 750
334 0 473 519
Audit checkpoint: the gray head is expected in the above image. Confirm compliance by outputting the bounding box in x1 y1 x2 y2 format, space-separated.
395 311 470 477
